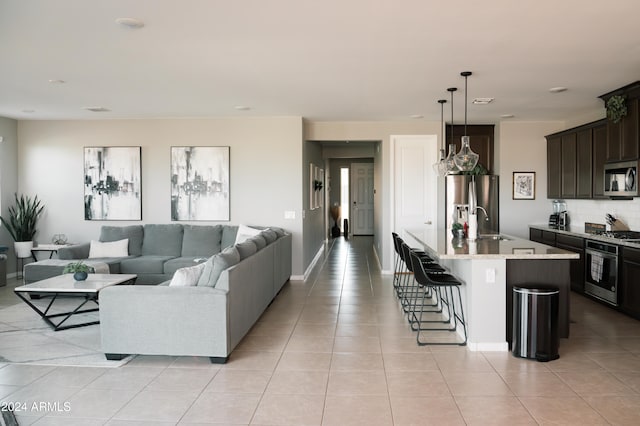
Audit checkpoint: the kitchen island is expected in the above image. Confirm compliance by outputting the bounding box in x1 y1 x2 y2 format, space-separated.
404 228 579 351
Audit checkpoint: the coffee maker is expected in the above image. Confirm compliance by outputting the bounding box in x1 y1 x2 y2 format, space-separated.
549 200 568 229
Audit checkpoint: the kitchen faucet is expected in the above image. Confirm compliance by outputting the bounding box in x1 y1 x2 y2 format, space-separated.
473 206 490 221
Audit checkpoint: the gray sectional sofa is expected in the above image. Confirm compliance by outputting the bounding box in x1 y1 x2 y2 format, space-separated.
23 223 292 363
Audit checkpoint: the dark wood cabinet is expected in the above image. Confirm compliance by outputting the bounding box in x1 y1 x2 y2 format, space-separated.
561 133 577 198
600 82 640 163
622 97 639 160
547 136 562 199
530 228 543 243
556 234 585 293
446 125 494 173
576 129 593 198
592 123 608 198
620 246 640 319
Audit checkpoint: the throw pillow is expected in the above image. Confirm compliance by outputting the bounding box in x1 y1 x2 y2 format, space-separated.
271 227 286 237
235 240 257 260
249 234 267 250
234 224 261 244
262 229 277 244
88 238 129 258
197 246 240 287
169 262 206 287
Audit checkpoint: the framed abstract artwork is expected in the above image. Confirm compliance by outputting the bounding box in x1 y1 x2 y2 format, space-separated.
84 147 142 220
170 146 230 221
513 171 535 200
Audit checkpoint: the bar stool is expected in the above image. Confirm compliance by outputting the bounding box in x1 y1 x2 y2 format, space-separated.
399 242 445 315
409 250 467 346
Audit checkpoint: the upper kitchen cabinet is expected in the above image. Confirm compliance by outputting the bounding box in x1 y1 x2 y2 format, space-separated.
599 82 640 162
561 133 577 198
592 123 608 198
446 125 494 173
547 136 562 198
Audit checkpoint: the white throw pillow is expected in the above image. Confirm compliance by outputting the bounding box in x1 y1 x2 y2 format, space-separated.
169 262 206 287
88 239 129 258
234 224 262 244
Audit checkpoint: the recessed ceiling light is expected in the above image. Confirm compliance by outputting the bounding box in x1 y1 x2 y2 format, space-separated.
472 98 494 105
115 17 145 29
48 79 65 84
409 114 424 119
549 87 568 93
83 106 111 112
500 114 515 119
234 106 250 111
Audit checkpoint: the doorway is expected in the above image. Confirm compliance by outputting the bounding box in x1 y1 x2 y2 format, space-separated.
351 163 374 235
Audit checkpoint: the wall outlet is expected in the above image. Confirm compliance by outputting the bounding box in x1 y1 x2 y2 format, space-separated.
486 268 496 283
284 211 296 219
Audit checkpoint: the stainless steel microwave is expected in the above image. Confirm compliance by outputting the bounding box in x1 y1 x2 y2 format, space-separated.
604 160 638 197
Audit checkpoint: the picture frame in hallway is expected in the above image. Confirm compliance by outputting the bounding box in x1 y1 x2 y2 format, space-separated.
170 146 230 221
84 147 142 220
512 171 535 200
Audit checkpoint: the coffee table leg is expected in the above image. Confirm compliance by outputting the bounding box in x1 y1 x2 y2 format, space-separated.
14 291 100 331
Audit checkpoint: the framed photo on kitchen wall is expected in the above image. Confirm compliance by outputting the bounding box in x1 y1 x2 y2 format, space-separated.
513 171 535 200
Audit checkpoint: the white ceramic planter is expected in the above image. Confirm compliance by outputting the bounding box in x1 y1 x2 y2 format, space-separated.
14 241 34 259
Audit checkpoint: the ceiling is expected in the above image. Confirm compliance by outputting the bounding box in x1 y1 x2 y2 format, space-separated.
1 0 640 123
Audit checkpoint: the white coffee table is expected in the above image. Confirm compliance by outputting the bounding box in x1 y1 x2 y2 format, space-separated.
14 274 137 331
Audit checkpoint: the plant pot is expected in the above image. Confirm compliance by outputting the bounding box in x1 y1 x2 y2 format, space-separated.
14 241 34 259
73 271 88 281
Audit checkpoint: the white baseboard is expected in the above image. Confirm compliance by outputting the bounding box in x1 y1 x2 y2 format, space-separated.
298 244 326 282
467 341 509 352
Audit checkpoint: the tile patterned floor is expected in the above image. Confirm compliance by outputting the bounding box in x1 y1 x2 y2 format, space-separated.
0 236 639 424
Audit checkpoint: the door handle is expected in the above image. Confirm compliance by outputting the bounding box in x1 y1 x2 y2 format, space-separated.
425 221 433 225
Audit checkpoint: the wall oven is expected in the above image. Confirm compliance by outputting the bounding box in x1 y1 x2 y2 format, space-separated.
584 240 619 305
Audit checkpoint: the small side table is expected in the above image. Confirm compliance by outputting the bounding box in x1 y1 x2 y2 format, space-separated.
31 244 70 261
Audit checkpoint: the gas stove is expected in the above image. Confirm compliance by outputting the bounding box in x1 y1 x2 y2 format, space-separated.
596 230 640 240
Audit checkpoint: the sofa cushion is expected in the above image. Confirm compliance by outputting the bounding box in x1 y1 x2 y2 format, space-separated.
89 239 129 258
235 224 262 244
271 227 286 238
235 240 257 260
197 246 240 287
100 225 144 256
181 225 222 257
142 224 184 256
221 226 238 249
250 235 267 250
169 262 206 287
261 229 277 244
120 255 177 274
163 257 208 275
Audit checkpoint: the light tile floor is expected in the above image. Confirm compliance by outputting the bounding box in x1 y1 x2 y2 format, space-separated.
0 236 639 424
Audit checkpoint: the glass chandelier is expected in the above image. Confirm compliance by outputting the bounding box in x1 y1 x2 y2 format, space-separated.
432 98 448 176
444 87 458 173
454 71 479 172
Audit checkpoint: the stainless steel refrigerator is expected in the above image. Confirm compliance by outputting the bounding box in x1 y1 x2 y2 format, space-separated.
445 175 499 235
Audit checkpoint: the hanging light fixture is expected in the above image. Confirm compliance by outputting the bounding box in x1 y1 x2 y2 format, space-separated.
454 71 479 172
432 98 448 176
444 87 458 173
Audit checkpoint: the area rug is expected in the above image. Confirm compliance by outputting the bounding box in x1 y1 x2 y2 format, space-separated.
0 298 134 367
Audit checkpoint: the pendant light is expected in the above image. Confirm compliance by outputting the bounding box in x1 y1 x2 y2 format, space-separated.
444 87 458 173
454 71 479 172
432 99 448 176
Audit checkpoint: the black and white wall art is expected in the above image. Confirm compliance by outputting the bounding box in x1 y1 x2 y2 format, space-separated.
84 147 142 220
171 146 230 221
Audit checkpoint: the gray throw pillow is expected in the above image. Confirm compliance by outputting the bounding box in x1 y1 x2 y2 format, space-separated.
197 246 240 287
250 235 267 250
271 227 286 237
235 240 257 260
262 229 277 244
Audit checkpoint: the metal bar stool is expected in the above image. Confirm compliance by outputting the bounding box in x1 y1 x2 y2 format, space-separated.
409 250 468 346
399 242 445 315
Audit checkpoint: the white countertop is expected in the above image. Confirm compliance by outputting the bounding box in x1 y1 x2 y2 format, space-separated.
405 228 579 260
529 224 640 249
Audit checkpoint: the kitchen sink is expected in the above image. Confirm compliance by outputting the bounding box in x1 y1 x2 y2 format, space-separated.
478 234 511 241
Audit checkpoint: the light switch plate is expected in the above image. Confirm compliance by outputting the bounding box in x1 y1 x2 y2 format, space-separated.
486 268 496 283
284 211 296 219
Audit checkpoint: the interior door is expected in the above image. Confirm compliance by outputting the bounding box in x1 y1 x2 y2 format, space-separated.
351 163 374 235
393 135 438 235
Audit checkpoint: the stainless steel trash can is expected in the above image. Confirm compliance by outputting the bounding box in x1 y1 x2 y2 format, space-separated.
512 284 560 362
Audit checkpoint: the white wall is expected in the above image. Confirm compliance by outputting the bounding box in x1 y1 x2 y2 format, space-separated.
495 121 565 238
17 117 306 275
303 141 325 272
0 117 18 272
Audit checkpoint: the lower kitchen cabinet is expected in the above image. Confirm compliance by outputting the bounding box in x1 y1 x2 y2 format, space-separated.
556 234 585 293
621 246 640 319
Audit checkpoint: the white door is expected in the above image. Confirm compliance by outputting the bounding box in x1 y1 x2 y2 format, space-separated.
393 135 438 236
351 163 374 235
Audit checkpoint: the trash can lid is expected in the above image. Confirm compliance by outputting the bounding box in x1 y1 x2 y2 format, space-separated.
513 284 559 295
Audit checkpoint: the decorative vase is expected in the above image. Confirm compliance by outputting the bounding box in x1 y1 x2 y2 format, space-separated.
14 241 34 259
73 271 88 281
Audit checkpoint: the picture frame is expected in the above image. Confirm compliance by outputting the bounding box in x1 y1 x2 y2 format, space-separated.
512 171 535 200
84 146 142 220
170 146 230 221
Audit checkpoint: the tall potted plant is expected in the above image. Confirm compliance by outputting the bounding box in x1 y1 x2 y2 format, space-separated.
0 193 45 258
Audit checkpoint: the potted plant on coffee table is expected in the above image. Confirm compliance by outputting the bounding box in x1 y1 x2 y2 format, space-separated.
0 193 45 259
63 261 92 281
